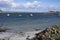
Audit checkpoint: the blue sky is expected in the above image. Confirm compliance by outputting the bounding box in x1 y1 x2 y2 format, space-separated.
0 0 60 12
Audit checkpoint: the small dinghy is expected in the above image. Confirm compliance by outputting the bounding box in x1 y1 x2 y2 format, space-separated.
19 14 22 16
7 14 10 16
30 14 33 16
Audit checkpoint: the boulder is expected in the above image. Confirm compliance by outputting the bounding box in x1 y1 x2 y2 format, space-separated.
29 25 60 40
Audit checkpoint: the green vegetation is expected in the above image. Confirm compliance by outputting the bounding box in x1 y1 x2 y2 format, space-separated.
0 10 2 13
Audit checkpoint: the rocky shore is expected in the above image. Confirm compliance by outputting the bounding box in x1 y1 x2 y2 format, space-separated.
0 25 60 40
0 27 8 32
27 25 60 40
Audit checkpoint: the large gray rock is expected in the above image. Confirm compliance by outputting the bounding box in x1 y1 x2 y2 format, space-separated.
29 25 60 40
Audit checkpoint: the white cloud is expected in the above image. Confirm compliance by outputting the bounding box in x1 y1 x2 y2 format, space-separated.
22 1 41 8
48 5 55 9
0 0 41 11
47 5 56 10
0 0 13 2
0 0 17 8
11 2 17 7
0 0 59 12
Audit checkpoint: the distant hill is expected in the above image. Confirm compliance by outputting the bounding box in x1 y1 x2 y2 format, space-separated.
0 10 3 13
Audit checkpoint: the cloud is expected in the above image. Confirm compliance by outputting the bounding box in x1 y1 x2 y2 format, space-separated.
46 5 58 10
22 1 41 8
0 0 17 8
0 0 59 12
0 0 13 2
8 1 41 11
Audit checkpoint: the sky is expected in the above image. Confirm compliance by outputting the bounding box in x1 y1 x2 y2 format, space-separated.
0 0 60 12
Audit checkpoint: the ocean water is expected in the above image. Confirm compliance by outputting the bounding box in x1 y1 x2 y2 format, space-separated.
0 13 60 32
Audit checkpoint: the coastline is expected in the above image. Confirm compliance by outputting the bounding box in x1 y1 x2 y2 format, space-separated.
28 25 60 40
0 25 60 40
0 13 60 40
0 30 42 40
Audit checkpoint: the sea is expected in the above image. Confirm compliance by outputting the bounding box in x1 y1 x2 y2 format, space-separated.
0 13 60 33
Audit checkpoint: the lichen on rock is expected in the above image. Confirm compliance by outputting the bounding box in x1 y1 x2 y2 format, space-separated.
28 25 60 40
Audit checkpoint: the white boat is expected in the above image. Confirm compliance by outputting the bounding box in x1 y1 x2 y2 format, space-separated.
30 14 33 16
7 14 10 16
19 14 22 16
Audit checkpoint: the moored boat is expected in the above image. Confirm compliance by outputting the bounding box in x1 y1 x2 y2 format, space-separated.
7 14 10 16
30 14 33 16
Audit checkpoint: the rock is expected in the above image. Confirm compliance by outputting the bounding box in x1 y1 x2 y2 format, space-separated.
29 25 60 40
0 28 8 32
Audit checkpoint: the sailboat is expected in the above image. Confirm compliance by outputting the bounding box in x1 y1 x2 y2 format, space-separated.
19 14 22 16
30 14 33 16
7 14 10 16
